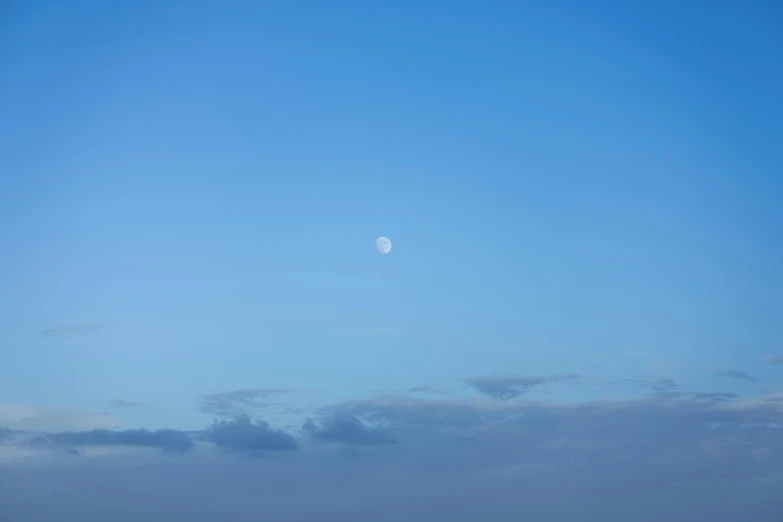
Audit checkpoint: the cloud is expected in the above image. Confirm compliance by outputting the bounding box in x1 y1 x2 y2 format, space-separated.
30 428 194 453
199 388 291 417
205 415 298 454
331 387 783 440
762 355 783 365
108 399 148 409
407 385 446 395
467 376 548 400
0 426 11 440
3 388 783 520
644 377 683 396
0 403 120 432
607 377 684 398
717 370 759 382
713 393 783 414
694 392 739 401
305 415 396 446
466 374 580 400
38 322 101 336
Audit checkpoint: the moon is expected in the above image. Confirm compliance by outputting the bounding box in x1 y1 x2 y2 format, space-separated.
376 236 392 254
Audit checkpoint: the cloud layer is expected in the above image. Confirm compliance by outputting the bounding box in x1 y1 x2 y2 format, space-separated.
2 386 783 521
2 374 783 521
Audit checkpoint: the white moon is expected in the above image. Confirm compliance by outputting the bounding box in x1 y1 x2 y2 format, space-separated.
376 237 392 254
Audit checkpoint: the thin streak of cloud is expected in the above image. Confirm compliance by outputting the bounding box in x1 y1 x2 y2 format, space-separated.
199 389 292 418
38 322 102 336
466 374 581 401
407 385 446 395
716 370 759 382
762 356 783 365
107 400 148 409
0 403 120 432
606 377 683 398
29 428 194 453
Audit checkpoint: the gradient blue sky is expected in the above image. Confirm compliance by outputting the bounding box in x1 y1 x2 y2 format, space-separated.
1 2 782 520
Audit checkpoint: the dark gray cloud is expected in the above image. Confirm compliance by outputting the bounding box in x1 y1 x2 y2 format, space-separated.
199 389 291 417
306 415 396 446
108 400 148 409
38 322 101 336
29 428 194 453
717 369 759 382
762 355 783 365
466 374 580 400
205 415 298 454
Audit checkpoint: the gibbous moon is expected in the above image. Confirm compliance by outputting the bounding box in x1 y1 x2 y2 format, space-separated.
376 236 392 254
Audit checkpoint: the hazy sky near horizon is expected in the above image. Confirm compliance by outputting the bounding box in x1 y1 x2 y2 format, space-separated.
1 1 782 520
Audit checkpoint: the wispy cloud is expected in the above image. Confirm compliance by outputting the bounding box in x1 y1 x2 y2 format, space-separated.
607 377 683 397
0 403 119 432
716 369 759 382
762 356 783 365
38 322 102 336
466 376 548 400
29 428 194 453
407 385 446 395
107 400 148 409
645 377 683 396
199 389 291 417
466 374 580 401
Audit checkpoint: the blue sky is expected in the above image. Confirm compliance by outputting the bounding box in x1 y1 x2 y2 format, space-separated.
1 2 782 520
